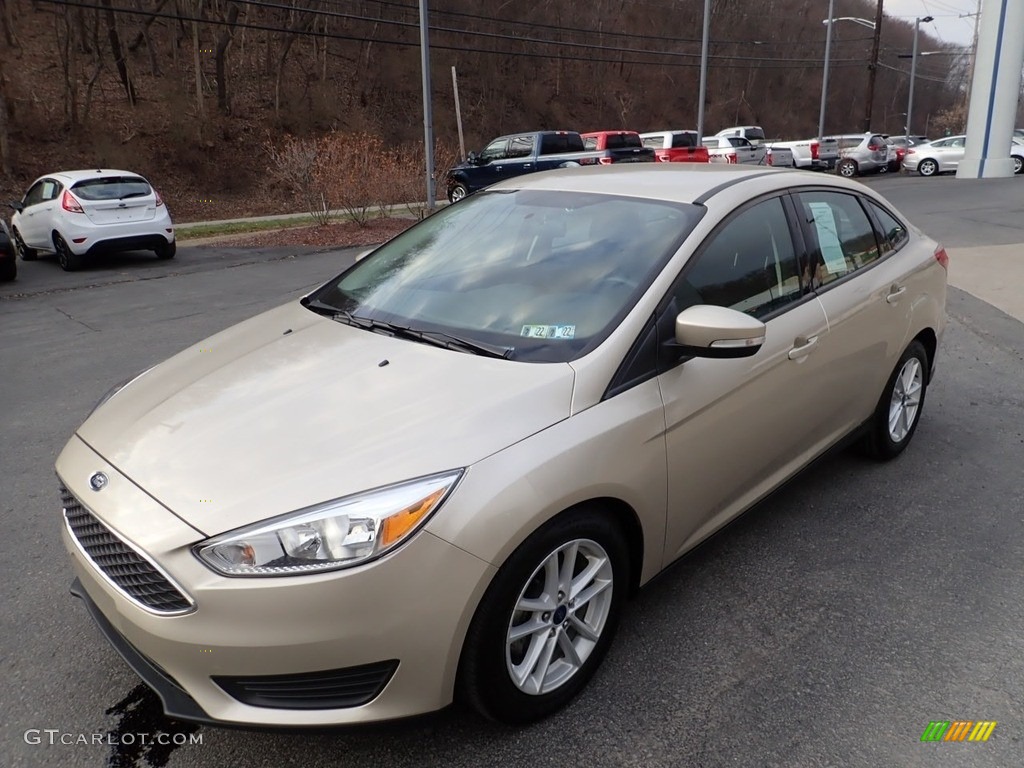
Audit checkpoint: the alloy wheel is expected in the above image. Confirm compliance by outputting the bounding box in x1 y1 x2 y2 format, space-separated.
505 538 614 696
888 357 923 443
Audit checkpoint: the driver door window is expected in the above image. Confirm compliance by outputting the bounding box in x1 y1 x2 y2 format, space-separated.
671 196 805 320
480 139 508 163
23 182 47 207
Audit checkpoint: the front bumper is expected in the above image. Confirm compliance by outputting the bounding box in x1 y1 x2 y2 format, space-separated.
58 436 495 726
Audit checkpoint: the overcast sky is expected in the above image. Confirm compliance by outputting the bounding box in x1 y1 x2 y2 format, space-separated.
881 0 979 47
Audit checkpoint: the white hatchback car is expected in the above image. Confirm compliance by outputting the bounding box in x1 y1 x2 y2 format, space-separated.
10 170 175 271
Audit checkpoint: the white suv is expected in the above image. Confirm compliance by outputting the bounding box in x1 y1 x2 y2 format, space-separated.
10 170 175 271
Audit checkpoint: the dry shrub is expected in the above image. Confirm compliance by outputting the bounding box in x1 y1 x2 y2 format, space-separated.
265 133 461 227
264 134 331 225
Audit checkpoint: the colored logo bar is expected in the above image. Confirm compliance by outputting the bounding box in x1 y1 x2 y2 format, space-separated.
921 721 997 742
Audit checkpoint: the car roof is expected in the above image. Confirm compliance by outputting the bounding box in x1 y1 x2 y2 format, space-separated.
39 169 146 184
485 163 863 205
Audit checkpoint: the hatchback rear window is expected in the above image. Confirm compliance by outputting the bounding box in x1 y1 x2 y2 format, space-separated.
71 177 152 201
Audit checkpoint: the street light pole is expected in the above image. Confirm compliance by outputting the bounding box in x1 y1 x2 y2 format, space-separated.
905 15 934 136
817 0 835 143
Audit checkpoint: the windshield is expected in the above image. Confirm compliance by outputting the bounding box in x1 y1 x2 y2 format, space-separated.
309 189 703 363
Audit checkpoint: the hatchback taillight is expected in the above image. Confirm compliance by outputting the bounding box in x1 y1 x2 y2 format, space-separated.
62 191 84 214
934 244 949 271
155 189 164 207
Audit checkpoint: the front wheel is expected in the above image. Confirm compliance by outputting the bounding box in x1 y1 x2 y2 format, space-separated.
457 510 629 724
918 159 939 177
861 340 929 461
836 159 858 178
13 228 37 261
1012 155 1023 175
448 183 468 203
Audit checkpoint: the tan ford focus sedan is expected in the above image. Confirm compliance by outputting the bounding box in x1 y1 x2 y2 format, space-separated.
58 165 947 727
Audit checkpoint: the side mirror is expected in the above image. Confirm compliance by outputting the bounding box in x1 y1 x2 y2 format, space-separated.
354 247 375 263
672 305 765 359
10 201 24 213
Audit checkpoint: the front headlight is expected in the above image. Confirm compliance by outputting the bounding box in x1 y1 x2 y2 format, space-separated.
194 471 463 577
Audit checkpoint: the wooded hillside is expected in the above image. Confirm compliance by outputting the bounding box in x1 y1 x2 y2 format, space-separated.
0 0 973 221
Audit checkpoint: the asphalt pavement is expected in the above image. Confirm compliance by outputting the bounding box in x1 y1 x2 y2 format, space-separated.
2 177 1023 768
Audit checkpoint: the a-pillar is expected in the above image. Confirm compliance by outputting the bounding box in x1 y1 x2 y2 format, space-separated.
957 0 1024 179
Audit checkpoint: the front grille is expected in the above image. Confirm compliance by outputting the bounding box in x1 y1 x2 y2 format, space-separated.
213 660 400 710
61 486 194 615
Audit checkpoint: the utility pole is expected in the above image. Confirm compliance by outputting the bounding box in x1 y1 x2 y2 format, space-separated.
452 67 466 161
863 0 884 132
418 0 435 210
818 0 836 142
696 0 711 141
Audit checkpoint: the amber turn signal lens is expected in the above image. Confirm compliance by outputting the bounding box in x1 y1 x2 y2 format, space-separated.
381 488 447 548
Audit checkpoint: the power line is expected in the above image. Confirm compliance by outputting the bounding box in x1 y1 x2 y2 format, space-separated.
36 0 876 68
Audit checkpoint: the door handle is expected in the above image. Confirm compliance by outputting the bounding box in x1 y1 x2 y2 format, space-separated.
886 285 907 304
523 164 532 169
788 335 819 360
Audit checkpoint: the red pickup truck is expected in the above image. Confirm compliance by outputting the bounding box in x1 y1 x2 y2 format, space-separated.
638 131 710 163
580 131 656 164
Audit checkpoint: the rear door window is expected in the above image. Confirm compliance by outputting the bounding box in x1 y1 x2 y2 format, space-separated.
72 176 152 201
795 191 882 288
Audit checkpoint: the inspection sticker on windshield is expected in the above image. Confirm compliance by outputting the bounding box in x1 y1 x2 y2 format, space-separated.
521 324 576 340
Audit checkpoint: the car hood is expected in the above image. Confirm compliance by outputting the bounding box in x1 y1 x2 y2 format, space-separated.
78 301 575 536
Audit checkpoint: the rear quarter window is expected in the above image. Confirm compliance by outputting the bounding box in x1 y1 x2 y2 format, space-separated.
72 177 151 201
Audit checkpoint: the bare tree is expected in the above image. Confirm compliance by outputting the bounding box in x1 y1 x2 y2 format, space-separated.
214 1 240 113
100 0 137 105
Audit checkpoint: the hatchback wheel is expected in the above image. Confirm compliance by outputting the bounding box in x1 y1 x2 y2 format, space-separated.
54 234 82 271
918 159 939 177
155 240 176 259
13 228 37 261
836 159 858 178
457 510 628 724
862 340 928 460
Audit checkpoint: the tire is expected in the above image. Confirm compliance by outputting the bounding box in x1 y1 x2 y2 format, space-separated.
457 509 629 724
861 340 929 461
54 233 82 272
0 257 15 282
836 159 858 178
13 227 37 261
1012 155 1023 175
448 183 468 203
155 240 176 259
918 159 939 177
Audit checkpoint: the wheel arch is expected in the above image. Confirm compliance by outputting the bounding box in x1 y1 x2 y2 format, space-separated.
913 327 938 383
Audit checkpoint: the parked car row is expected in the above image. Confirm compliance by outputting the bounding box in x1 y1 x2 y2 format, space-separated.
447 126 838 202
1 169 175 281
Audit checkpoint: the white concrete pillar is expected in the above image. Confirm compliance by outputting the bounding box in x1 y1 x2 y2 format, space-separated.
957 0 1024 179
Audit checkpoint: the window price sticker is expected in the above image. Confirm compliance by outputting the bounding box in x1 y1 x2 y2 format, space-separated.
520 324 576 340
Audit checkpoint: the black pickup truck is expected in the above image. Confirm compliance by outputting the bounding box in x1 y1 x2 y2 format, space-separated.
446 131 606 202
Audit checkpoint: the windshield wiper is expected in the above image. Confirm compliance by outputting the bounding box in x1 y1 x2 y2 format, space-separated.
120 191 150 200
301 297 342 317
333 312 514 359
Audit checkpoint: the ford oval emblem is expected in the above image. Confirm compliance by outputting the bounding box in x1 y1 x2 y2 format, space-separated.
89 472 109 492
